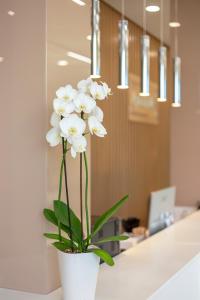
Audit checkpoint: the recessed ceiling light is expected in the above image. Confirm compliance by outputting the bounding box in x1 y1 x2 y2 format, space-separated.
146 5 160 12
86 35 91 41
72 0 86 6
57 60 68 66
169 22 181 28
67 51 91 64
8 10 15 16
0 57 4 62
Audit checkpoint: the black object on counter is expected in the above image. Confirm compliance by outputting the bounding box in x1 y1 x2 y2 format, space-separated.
122 217 140 233
91 216 120 258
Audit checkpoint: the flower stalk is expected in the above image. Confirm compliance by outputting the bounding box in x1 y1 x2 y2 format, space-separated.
57 158 64 241
80 111 84 247
84 152 90 244
80 153 84 242
62 138 74 252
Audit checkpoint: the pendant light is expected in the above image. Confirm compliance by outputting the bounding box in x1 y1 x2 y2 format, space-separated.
157 0 167 102
171 0 181 107
172 56 181 107
169 0 181 28
140 0 150 97
117 0 129 89
91 0 101 79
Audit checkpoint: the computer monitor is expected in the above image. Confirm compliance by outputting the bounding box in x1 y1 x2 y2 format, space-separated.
148 187 176 235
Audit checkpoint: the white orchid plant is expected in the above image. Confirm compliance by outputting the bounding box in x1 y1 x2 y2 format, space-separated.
43 77 128 266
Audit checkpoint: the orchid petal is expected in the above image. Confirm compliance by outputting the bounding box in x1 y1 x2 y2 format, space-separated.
46 127 61 147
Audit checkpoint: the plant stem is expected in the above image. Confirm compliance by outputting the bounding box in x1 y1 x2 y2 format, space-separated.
80 111 84 251
58 159 64 200
57 158 64 242
80 153 84 245
83 152 90 245
62 138 74 252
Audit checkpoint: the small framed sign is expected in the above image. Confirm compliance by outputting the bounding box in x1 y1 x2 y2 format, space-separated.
128 74 159 125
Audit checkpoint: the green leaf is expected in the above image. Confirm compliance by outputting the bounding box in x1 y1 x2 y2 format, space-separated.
94 235 129 245
61 224 72 235
91 195 128 239
44 233 68 243
54 200 82 242
44 233 79 250
43 209 75 239
43 209 58 226
52 242 72 252
90 248 114 266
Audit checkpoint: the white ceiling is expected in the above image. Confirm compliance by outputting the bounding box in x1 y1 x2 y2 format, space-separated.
104 0 171 45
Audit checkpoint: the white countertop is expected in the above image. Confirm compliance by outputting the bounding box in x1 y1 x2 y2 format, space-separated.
96 211 200 300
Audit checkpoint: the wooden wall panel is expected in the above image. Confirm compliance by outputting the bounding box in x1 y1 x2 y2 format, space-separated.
91 2 171 225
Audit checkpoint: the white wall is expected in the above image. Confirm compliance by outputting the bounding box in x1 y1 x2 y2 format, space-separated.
0 0 91 294
0 0 49 294
170 0 200 207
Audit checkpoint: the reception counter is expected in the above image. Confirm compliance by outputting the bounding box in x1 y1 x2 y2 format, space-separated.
96 210 200 300
1 211 200 300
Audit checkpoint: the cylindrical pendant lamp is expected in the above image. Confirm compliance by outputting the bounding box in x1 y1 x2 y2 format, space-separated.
169 0 181 28
157 0 167 102
172 56 181 107
158 46 167 102
91 0 101 78
117 19 129 89
171 0 182 108
140 34 150 96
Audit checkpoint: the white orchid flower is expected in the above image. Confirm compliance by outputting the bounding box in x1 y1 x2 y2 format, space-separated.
60 114 86 140
50 112 60 128
90 106 104 122
77 77 92 93
46 79 111 154
70 136 87 158
89 82 106 100
74 93 96 114
101 82 112 97
53 98 75 117
88 116 107 137
56 84 77 102
46 127 61 147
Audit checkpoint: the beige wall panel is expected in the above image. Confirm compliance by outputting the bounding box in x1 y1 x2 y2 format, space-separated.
91 2 171 225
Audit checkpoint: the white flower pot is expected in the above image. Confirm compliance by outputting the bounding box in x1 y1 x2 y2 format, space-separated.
58 251 100 300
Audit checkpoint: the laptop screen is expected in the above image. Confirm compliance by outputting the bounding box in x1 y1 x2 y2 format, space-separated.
148 187 176 235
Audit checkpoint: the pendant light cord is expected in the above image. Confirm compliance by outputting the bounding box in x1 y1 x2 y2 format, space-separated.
160 0 164 47
121 0 125 20
174 0 178 56
143 0 147 35
175 0 178 23
174 28 178 56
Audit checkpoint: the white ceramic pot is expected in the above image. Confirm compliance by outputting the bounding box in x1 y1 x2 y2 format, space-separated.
58 251 100 300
